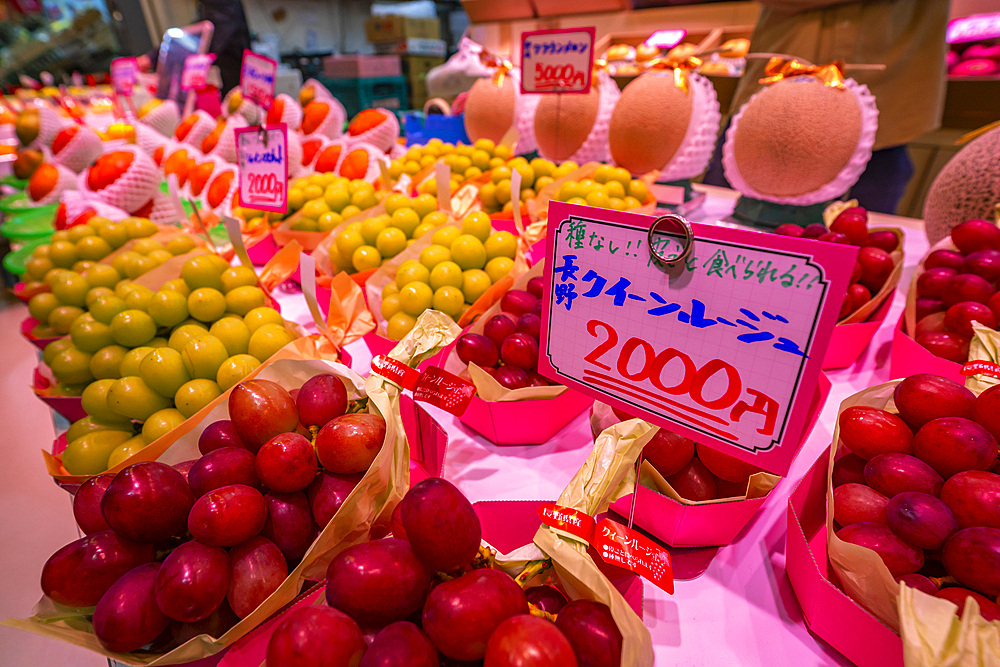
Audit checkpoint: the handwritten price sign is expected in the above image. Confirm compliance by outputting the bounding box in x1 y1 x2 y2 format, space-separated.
235 124 288 213
110 57 138 96
240 50 277 109
181 53 215 91
539 202 856 475
521 27 595 94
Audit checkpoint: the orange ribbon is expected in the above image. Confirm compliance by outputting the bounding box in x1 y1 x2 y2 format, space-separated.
645 56 703 95
479 50 514 88
759 57 846 89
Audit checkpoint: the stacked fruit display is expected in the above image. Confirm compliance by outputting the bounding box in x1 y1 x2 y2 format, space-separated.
286 174 383 234
387 137 512 181
35 251 294 474
477 155 576 216
911 219 1000 362
377 212 518 339
265 477 623 667
774 206 900 321
549 164 651 212
454 279 554 390
328 192 437 274
41 375 386 654
832 373 1000 620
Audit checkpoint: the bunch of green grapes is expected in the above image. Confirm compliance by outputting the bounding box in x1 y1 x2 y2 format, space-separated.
552 164 650 211
329 192 441 274
286 174 382 233
388 138 513 183
478 156 579 215
33 253 294 475
380 211 517 340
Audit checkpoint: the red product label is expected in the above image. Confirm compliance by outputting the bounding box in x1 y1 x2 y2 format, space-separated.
961 360 1000 378
371 355 420 390
413 366 476 417
538 502 597 543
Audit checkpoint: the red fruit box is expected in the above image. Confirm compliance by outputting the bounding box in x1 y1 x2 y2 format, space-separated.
786 445 904 667
823 296 893 370
245 230 279 265
21 316 63 351
401 395 448 483
891 315 963 384
32 363 88 423
608 373 830 547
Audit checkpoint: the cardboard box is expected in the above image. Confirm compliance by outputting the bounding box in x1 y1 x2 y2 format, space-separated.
402 54 444 109
786 447 904 667
365 15 440 43
462 0 535 22
534 0 628 17
374 38 447 57
322 54 401 80
890 314 964 384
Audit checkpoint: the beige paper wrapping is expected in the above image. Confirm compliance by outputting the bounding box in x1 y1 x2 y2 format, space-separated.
7 311 457 665
899 584 1000 667
491 419 656 667
904 236 955 338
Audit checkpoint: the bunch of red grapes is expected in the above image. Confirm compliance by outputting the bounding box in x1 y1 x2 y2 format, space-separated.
41 374 386 654
266 477 623 667
610 406 763 500
775 206 899 321
832 373 1000 619
913 220 1000 363
454 277 556 390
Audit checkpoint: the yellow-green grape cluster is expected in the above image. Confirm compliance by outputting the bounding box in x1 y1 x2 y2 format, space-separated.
329 192 442 274
380 211 517 340
552 164 650 211
25 217 182 340
478 156 578 215
232 205 284 233
287 174 382 232
388 138 513 183
36 253 295 475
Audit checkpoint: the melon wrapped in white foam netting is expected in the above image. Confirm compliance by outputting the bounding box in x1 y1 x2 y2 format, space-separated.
31 163 78 205
222 87 261 123
32 105 69 149
174 110 216 146
535 70 621 165
269 93 304 131
139 99 180 137
721 75 878 206
52 126 102 174
337 142 384 183
658 72 721 181
147 190 184 225
186 155 230 200
389 141 406 160
207 115 249 164
515 86 542 155
200 164 239 215
302 98 348 140
286 130 304 177
59 190 130 224
298 134 326 173
310 138 350 175
346 108 399 152
301 78 335 103
80 146 161 213
135 123 170 157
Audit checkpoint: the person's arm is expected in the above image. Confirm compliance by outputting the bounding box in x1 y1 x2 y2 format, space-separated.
758 0 856 13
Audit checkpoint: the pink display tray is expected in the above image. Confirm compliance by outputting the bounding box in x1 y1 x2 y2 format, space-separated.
822 297 892 370
245 232 279 265
786 447 903 667
33 365 87 422
889 314 962 383
21 317 62 351
608 372 830 548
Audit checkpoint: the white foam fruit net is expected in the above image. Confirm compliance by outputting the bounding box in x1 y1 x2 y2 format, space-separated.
53 126 102 174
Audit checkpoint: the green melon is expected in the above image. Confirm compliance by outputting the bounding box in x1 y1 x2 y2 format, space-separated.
923 125 1000 244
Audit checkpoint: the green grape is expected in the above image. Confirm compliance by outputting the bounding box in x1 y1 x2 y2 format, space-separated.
181 334 229 380
142 408 186 443
81 379 122 423
210 318 251 356
148 290 189 328
50 347 94 385
216 354 260 391
247 324 294 361
187 287 226 322
118 347 154 377
174 379 222 418
139 347 192 397
107 376 173 421
243 307 284 334
89 344 128 379
109 310 157 347
71 319 115 354
224 286 266 316
61 430 132 475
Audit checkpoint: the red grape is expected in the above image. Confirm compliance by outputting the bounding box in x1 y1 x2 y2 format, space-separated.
696 443 761 484
848 283 871 311
315 413 386 474
839 294 852 319
837 406 913 460
256 432 318 492
833 453 868 487
912 418 997 478
857 246 894 293
361 621 437 667
494 366 529 389
525 585 568 614
173 460 196 481
307 470 361 527
951 219 1000 254
945 301 998 336
917 268 957 299
261 491 316 560
41 530 153 607
555 599 623 667
266 606 367 667
73 473 114 534
188 484 268 547
916 331 970 362
836 522 924 577
483 314 516 350
150 600 239 652
93 563 170 653
942 527 1000 595
400 477 481 572
155 541 230 622
915 312 947 337
773 224 803 237
896 573 938 596
942 273 995 308
457 333 500 367
526 276 544 298
296 374 348 429
866 230 899 253
940 470 1000 529
864 453 944 497
485 615 578 667
802 223 827 239
665 459 717 501
642 429 695 478
851 261 862 283
989 292 1000 319
326 538 432 627
886 492 957 549
188 447 260 497
833 483 889 526
973 384 1000 441
391 502 406 540
915 300 944 323
500 333 539 370
526 371 550 387
227 536 288 618
960 249 1000 282
500 290 538 317
516 313 541 340
935 587 1000 621
925 249 964 271
831 208 869 245
229 380 299 453
198 419 247 454
818 231 848 244
102 461 195 543
423 568 528 661
893 374 975 430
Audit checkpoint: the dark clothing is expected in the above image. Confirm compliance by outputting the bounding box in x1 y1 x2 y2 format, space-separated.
198 0 252 95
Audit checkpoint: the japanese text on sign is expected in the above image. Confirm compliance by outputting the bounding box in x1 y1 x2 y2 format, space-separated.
110 57 138 96
539 202 855 474
235 124 288 213
240 50 277 108
521 27 595 94
181 53 216 91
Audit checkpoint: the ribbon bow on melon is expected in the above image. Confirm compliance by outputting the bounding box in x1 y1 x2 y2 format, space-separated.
479 50 514 88
759 57 846 90
644 55 703 95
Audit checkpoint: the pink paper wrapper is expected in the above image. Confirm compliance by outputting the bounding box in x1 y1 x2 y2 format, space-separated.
786 446 903 667
246 232 279 265
608 373 830 547
20 317 62 351
33 365 87 422
822 296 892 370
890 314 963 384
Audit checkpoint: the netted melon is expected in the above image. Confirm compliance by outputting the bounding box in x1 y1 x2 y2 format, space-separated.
923 125 1000 244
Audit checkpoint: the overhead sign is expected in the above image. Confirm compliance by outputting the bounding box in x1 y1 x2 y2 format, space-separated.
521 27 596 94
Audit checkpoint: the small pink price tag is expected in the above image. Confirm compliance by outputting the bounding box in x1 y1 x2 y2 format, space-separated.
520 27 596 94
181 53 216 91
240 50 278 109
235 124 288 213
110 57 138 96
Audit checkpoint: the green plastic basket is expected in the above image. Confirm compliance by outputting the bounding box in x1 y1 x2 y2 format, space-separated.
3 238 48 277
0 192 57 217
0 175 28 189
1 211 54 242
